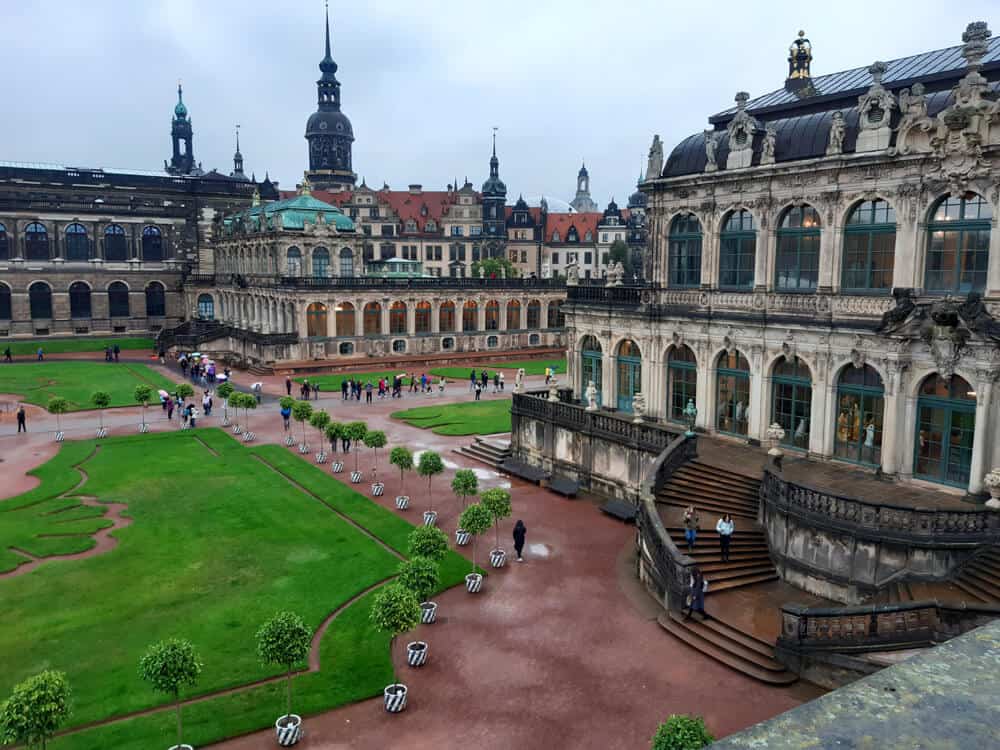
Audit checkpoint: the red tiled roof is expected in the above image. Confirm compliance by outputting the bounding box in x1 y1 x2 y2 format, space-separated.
545 212 602 243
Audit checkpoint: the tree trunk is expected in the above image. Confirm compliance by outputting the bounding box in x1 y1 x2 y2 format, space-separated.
495 520 500 550
176 693 183 749
286 666 293 718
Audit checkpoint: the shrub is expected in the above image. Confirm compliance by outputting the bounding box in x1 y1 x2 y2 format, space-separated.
416 451 444 511
481 488 512 550
344 421 368 469
47 397 69 432
390 446 413 492
256 612 312 721
650 715 714 750
397 556 440 602
369 583 420 685
407 525 448 562
363 430 387 476
0 670 72 750
451 469 478 511
458 502 492 572
216 382 235 402
174 383 194 402
91 391 111 429
291 401 313 444
309 410 331 447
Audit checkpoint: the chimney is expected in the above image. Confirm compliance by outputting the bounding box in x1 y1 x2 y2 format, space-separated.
408 184 422 195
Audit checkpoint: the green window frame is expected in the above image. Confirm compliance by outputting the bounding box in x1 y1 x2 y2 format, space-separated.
716 350 750 436
580 336 603 406
775 206 820 292
833 364 884 466
925 193 991 294
668 213 702 288
771 356 812 449
667 345 697 422
616 340 642 413
719 210 756 290
914 374 976 488
841 200 896 292
312 247 330 278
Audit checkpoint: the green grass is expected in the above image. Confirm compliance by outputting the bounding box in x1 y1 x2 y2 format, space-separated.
0 430 470 749
0 361 176 411
293 370 410 391
392 399 512 436
429 358 566 379
1 337 155 356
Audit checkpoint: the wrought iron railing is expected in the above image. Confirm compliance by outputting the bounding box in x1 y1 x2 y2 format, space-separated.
566 284 644 307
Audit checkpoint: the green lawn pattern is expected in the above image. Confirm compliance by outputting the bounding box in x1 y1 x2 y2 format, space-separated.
1 337 154 356
429 358 566 379
392 398 512 436
0 361 175 411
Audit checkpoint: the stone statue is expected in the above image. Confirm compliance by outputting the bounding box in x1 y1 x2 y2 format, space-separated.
877 287 918 333
585 380 598 411
958 292 1000 342
761 124 777 165
704 131 719 171
632 392 646 423
514 367 525 394
826 111 846 155
645 135 663 181
608 261 625 286
566 263 580 286
548 380 560 402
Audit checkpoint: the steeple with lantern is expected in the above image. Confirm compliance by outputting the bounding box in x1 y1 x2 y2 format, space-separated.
165 82 203 175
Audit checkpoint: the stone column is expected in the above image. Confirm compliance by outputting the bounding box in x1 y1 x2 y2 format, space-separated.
756 227 775 292
985 208 1000 297
696 353 713 431
750 370 768 444
355 299 365 337
477 299 486 331
380 297 390 335
601 343 615 409
892 214 919 290
431 300 440 334
499 300 508 331
967 374 995 496
880 386 904 476
808 370 829 456
898 389 919 480
817 223 836 293
407 300 416 336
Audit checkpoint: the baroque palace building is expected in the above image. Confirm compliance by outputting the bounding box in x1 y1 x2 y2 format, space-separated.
565 22 1000 496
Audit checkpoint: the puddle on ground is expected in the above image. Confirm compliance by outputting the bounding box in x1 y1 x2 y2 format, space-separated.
471 467 497 480
528 543 551 558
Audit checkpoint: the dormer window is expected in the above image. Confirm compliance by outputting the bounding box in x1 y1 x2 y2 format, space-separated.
405 220 417 233
552 231 561 242
425 221 436 231
584 231 593 241
567 228 579 242
420 205 428 216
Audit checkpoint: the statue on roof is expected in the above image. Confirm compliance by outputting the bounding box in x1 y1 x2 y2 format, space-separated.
760 124 777 165
645 135 663 181
826 111 846 156
704 131 719 172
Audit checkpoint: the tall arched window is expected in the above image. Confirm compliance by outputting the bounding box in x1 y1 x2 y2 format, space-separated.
716 350 750 435
29 281 52 319
485 300 500 330
616 340 642 412
104 224 128 261
0 284 10 320
335 302 355 336
842 199 896 292
108 281 130 318
197 293 215 320
0 223 8 261
925 193 991 293
506 299 521 329
65 223 89 261
719 210 756 290
389 301 407 334
834 364 884 465
306 302 328 337
339 247 354 277
547 300 564 328
775 205 821 291
462 301 478 332
312 247 330 278
915 374 976 487
772 355 812 448
526 299 541 329
363 301 382 335
25 222 49 261
668 213 702 288
580 336 603 405
145 282 166 317
141 226 163 261
69 282 92 319
439 301 455 331
415 301 432 333
666 345 697 422
286 247 302 276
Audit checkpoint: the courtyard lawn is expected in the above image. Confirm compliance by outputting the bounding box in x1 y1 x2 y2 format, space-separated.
0 361 175 411
392 398 512 436
2 337 155 357
0 429 469 749
429 357 566 380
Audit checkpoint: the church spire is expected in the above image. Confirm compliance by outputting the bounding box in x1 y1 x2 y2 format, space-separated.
230 124 247 181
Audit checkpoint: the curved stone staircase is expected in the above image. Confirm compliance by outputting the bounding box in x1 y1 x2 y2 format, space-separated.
872 546 1000 606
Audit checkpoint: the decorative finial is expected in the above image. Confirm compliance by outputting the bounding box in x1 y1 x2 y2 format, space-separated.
962 21 992 70
735 91 749 110
492 126 498 156
868 61 887 86
300 175 313 196
235 123 241 153
786 29 813 93
251 187 261 207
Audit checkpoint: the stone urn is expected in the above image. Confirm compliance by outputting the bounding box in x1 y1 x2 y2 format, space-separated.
423 510 437 527
766 422 786 469
490 548 507 568
274 714 303 747
395 495 409 510
465 572 483 593
455 528 471 546
406 641 428 667
383 683 407 713
419 601 437 624
985 468 1000 510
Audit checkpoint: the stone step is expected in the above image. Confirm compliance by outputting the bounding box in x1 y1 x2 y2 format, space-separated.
706 571 780 593
666 527 766 541
660 476 759 504
950 577 995 604
658 497 758 521
657 490 758 511
957 566 1000 601
676 464 762 493
687 460 762 484
683 550 773 565
698 558 776 575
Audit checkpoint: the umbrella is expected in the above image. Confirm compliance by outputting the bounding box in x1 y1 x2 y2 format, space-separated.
158 389 169 398
191 352 202 357
217 374 228 381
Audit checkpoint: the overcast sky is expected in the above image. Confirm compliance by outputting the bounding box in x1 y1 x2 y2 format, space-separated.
2 1 995 205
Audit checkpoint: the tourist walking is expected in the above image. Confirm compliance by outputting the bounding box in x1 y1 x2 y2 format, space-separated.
474 381 482 401
438 376 446 396
280 402 291 431
36 347 44 361
3 346 11 362
493 372 500 394
469 369 476 391
313 382 320 401
481 370 488 389
166 398 174 421
285 376 292 396
499 372 505 391
365 381 373 404
113 344 120 362
716 514 734 562
513 519 527 562
189 405 199 428
682 506 700 552
202 391 213 417
16 405 26 433
253 382 263 404
685 566 708 620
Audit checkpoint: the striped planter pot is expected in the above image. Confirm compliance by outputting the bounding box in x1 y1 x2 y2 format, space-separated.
465 573 483 593
242 431 255 443
315 452 327 464
298 444 309 454
406 641 428 667
331 462 344 473
372 482 385 496
166 745 193 750
96 427 107 438
55 431 65 442
180 423 191 431
383 684 408 713
423 510 437 527
232 425 242 435
274 715 303 747
490 549 507 568
419 601 437 624
350 470 363 483
284 435 294 446
395 495 409 510
138 423 149 433
222 416 231 427
455 529 471 546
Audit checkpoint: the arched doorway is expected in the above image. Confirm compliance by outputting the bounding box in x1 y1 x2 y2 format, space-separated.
69 282 92 319
197 293 215 320
615 340 641 412
439 301 455 332
485 300 500 330
834 364 884 465
771 355 812 449
29 281 52 319
389 301 407 334
580 336 603 405
506 300 521 329
415 301 432 333
306 302 328 337
716 350 750 436
915 374 976 487
335 302 355 336
462 301 477 332
108 281 130 318
666 345 697 422
145 282 166 317
141 226 163 261
526 300 541 329
363 301 382 335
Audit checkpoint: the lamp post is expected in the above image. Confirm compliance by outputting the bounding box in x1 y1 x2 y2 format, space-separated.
683 398 698 437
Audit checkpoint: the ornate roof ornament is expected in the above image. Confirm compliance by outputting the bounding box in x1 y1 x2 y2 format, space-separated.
961 21 992 70
785 31 814 95
855 62 896 152
645 135 663 181
726 91 761 169
703 130 719 173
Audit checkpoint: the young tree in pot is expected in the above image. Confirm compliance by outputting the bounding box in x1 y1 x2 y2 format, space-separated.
369 583 421 713
291 400 313 451
134 384 153 431
407 525 449 563
363 430 387 481
0 669 72 750
397 556 440 661
309 410 331 460
481 488 512 568
227 393 243 433
174 382 195 409
216 382 235 423
344 421 368 472
47 397 68 438
138 638 202 750
256 611 311 746
451 469 478 545
325 421 343 454
458 502 492 593
91 391 111 435
389 446 413 509
240 392 258 437
416 451 444 526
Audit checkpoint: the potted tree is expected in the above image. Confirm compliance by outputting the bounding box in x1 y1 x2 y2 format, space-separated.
650 714 714 749
396 557 440 666
369 583 421 713
416 451 444 526
47 396 68 442
227 393 243 434
138 638 202 750
216 382 235 426
0 669 72 750
256 611 311 746
481 488 512 568
291 400 313 453
451 468 478 545
134 384 153 433
364 430 387 494
175 383 195 431
309 410 331 463
240 392 258 442
279 395 296 445
407 525 449 623
91 390 111 438
325 422 344 472
389 446 413 510
458 503 492 593
344 421 368 482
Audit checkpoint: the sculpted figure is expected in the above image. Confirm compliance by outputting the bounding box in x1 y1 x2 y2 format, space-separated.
826 111 846 155
585 380 598 411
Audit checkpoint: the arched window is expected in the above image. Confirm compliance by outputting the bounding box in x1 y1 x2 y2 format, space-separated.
339 247 354 277
312 247 330 278
668 213 702 288
552 231 560 242
146 282 166 317
616 340 641 412
69 282 91 319
485 300 500 330
25 222 49 261
65 223 89 261
141 226 163 261
335 302 355 336
389 301 407 334
667 345 697 422
526 300 541 329
486 335 499 348
506 299 521 329
29 281 52 319
716 350 750 435
197 293 215 320
415 301 432 333
775 205 820 291
462 300 478 332
363 301 382 335
925 193 991 294
915 374 976 487
0 223 8 260
439 301 455 331
304 302 326 337
547 300 564 328
834 364 884 465
580 335 603 405
719 210 756 290
104 224 128 261
529 333 540 345
842 200 896 292
108 281 130 318
392 339 407 353
286 247 302 276
772 355 812 448
0 284 10 320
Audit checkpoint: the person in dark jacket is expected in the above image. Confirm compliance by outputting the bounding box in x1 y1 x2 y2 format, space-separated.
16 404 27 433
285 376 292 396
512 519 527 562
685 566 708 620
